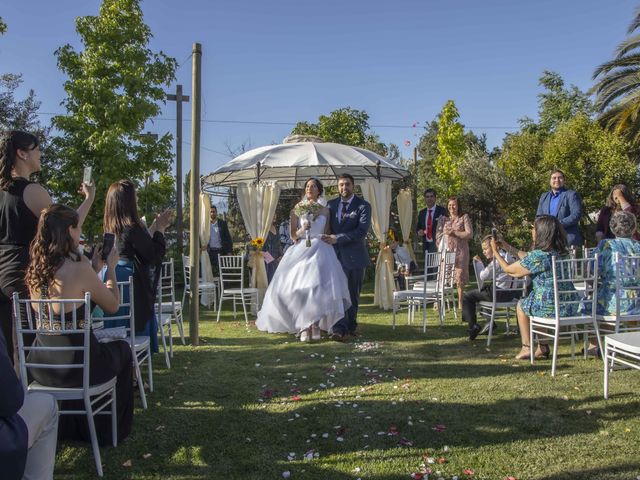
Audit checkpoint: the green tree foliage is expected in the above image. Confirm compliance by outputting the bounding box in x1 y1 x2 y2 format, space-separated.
521 71 593 136
592 7 640 147
543 114 636 215
0 17 6 35
434 100 465 198
49 0 177 238
291 107 392 157
0 74 49 139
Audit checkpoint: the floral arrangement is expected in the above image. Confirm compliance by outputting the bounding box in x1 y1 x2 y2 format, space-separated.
250 237 265 251
293 199 323 219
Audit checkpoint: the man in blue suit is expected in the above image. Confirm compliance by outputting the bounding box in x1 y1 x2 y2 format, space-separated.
536 169 583 246
322 173 372 341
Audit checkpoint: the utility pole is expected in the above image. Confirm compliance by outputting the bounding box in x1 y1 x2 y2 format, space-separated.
413 147 418 215
143 132 158 220
189 43 202 346
166 85 189 256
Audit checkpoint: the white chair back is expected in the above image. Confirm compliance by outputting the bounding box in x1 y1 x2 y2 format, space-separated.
100 278 135 345
218 255 247 292
551 255 598 319
13 292 92 389
610 253 640 331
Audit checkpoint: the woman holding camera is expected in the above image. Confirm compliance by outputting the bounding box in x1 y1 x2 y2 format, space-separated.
490 215 580 360
25 204 133 445
0 131 94 361
103 180 171 351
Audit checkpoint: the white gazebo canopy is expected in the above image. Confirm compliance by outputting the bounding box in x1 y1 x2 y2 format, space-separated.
201 137 411 310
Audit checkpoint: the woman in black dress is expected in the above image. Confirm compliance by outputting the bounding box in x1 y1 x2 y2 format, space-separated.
25 204 133 445
0 131 94 361
103 180 171 351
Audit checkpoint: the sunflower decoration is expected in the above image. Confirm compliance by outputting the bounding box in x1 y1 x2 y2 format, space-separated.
250 237 265 250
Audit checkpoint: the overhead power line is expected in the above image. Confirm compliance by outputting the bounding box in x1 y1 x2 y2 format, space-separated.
35 112 518 130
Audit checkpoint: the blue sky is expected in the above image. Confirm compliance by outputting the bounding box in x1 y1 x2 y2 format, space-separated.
1 0 637 176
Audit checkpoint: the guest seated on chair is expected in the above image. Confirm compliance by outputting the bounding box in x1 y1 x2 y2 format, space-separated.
24 204 133 446
388 228 416 290
595 210 640 316
463 235 519 340
1 328 58 480
490 215 580 360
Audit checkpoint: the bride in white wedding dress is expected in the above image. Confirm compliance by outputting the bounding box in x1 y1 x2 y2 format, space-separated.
256 178 351 341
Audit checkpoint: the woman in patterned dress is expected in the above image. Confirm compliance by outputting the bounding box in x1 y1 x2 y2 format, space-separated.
595 210 640 316
435 197 473 310
490 215 580 360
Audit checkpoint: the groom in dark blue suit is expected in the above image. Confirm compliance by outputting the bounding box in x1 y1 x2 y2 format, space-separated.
322 173 372 341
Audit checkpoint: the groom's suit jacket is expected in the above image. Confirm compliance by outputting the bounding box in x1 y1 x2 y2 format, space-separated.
328 195 372 270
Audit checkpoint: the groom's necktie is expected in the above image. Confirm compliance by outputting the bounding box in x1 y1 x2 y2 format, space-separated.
341 201 348 220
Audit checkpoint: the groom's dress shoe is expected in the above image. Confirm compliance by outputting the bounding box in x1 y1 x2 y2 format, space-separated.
330 332 346 342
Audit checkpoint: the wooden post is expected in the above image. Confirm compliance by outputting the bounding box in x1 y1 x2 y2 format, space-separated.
166 85 189 256
189 43 202 346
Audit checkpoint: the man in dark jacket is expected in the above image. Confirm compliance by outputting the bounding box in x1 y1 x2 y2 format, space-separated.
1 330 58 479
416 188 448 254
207 205 233 276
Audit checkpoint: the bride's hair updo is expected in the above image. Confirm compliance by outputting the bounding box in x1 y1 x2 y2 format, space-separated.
304 177 323 196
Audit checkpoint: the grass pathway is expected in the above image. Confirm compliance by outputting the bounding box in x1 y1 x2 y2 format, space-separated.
56 288 640 479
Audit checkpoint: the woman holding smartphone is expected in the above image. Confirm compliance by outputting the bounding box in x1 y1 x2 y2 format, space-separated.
103 180 171 351
0 131 95 361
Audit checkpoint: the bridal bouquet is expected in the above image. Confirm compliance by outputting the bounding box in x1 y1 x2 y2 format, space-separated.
294 200 323 247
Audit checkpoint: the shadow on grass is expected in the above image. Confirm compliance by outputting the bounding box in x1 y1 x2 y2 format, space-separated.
53 391 640 480
538 462 640 480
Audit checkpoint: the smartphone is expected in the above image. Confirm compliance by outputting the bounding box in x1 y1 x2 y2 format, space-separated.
491 228 498 241
83 166 92 185
101 233 115 261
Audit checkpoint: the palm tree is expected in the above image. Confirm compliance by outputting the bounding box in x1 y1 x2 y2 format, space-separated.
592 7 640 145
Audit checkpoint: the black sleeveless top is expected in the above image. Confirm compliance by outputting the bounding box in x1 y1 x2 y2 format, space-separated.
0 178 39 247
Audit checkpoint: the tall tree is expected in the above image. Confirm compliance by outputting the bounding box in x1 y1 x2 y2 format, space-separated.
50 0 177 238
592 8 640 147
521 71 593 136
291 107 394 157
434 100 465 198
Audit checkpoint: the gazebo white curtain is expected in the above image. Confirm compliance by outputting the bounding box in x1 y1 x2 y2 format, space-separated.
362 179 394 310
236 181 281 295
396 188 417 263
198 193 216 306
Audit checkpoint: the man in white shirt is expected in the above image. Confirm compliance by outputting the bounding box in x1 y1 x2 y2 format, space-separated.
207 206 233 276
463 235 520 340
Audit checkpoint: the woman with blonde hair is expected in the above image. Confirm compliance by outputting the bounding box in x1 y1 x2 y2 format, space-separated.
436 196 473 310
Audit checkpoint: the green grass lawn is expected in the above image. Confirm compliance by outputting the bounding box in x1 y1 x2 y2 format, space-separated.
55 286 640 479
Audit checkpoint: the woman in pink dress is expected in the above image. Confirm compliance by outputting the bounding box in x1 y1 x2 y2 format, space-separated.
436 197 473 309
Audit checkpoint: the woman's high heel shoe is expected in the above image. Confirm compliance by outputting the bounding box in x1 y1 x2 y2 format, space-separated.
534 344 550 359
515 344 531 360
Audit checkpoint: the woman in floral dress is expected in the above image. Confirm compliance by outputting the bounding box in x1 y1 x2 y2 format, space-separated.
490 215 580 360
595 210 640 316
436 197 472 309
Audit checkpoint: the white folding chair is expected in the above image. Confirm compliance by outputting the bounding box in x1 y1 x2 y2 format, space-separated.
392 251 441 331
156 259 185 345
99 277 154 407
479 260 527 346
216 255 259 325
13 292 116 477
529 255 601 376
603 331 640 399
596 253 640 335
182 254 218 310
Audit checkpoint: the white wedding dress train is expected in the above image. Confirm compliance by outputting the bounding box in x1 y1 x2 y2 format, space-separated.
256 215 351 334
